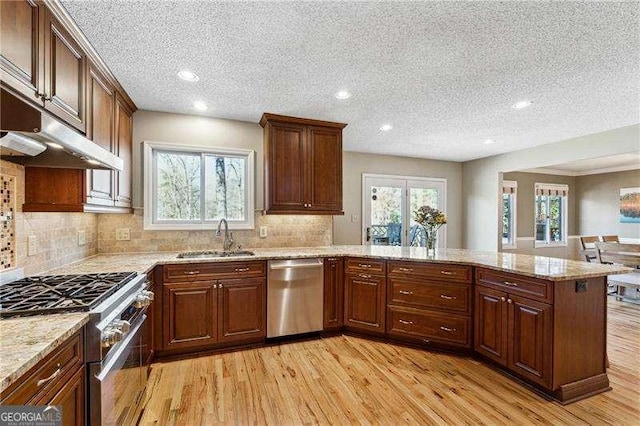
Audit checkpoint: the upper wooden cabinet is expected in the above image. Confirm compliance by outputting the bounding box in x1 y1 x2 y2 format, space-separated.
43 8 86 132
260 113 346 215
114 94 133 207
0 0 44 105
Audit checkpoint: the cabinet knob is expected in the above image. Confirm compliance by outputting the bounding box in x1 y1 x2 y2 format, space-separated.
507 299 513 304
213 284 218 289
501 297 506 302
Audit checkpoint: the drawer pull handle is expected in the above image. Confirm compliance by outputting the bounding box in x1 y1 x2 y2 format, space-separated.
504 281 518 287
234 268 250 272
440 326 456 333
440 270 454 275
399 319 413 325
358 263 372 268
399 290 413 295
184 270 200 275
358 273 372 279
398 267 413 273
37 363 62 387
440 294 457 300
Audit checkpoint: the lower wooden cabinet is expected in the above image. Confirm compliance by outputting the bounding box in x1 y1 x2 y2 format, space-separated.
218 278 266 344
323 258 344 330
474 284 553 388
160 263 267 354
344 272 386 335
163 281 218 350
37 366 86 426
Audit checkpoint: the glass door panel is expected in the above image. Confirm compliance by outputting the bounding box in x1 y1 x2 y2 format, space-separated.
408 180 445 248
364 177 405 246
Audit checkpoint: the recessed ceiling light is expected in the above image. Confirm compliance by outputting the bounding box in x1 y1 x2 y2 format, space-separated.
177 70 199 82
335 91 351 99
46 142 63 149
512 100 533 109
484 139 495 145
380 124 393 131
193 101 208 111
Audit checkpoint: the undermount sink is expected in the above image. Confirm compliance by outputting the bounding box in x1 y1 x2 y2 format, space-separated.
176 250 255 259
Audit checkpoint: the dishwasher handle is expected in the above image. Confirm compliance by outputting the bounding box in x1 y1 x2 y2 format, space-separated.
269 259 323 270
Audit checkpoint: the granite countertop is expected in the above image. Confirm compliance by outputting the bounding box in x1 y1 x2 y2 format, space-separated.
0 312 89 393
46 245 631 281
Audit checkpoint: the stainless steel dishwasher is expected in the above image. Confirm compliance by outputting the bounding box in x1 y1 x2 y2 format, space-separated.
267 258 324 338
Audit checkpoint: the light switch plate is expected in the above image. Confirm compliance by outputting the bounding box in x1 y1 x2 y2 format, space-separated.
116 228 131 241
27 235 37 256
259 226 268 238
351 214 359 223
77 230 86 246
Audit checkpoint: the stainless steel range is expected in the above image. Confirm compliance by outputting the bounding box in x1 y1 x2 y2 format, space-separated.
0 271 154 425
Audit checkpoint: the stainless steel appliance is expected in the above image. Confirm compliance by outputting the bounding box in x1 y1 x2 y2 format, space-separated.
267 258 324 338
0 271 153 425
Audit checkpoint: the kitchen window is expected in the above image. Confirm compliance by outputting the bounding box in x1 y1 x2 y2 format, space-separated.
143 141 254 230
502 181 517 249
534 183 568 247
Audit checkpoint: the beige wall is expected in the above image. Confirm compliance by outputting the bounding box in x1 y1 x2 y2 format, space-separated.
0 161 98 276
333 151 463 247
502 172 577 237
462 124 640 251
132 110 264 209
576 169 640 239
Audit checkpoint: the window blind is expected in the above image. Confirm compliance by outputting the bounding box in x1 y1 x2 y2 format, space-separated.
535 183 568 196
502 180 517 194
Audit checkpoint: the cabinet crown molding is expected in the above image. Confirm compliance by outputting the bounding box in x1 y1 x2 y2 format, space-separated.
260 113 347 129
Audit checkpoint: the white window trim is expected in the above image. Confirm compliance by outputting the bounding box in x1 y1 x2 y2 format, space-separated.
533 182 568 248
502 180 517 249
143 140 255 231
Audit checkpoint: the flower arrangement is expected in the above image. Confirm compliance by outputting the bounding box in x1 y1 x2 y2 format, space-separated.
414 205 447 254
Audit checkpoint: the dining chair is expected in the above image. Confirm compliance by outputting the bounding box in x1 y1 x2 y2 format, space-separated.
602 235 620 243
579 236 600 262
595 242 640 301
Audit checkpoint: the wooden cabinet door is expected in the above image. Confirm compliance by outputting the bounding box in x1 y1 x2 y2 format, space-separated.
266 122 306 212
85 62 114 206
306 126 343 213
163 281 217 350
38 366 85 426
474 285 508 366
218 278 266 344
0 0 44 104
344 273 386 335
323 258 344 330
43 9 86 132
507 294 553 388
114 94 133 207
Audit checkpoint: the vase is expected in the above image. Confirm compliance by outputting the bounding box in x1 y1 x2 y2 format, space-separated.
424 228 437 256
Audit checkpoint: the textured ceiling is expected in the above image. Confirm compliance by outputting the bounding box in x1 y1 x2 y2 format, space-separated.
61 1 640 162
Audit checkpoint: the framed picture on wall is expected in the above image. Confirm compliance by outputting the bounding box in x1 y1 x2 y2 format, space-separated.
620 187 640 223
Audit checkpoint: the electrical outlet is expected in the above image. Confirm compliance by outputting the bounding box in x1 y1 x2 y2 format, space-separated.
116 228 131 241
351 214 359 223
27 235 37 256
259 226 268 238
78 230 86 246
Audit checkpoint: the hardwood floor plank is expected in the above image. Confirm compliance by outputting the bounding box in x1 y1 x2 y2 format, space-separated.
139 299 640 425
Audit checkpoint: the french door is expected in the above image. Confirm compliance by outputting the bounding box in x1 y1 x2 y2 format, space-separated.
362 174 446 247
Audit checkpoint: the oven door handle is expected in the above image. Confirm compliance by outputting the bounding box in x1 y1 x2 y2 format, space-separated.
96 314 146 381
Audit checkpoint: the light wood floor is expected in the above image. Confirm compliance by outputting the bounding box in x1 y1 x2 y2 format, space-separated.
139 299 640 425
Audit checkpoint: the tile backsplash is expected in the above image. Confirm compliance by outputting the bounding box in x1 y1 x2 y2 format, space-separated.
1 175 16 270
98 211 332 253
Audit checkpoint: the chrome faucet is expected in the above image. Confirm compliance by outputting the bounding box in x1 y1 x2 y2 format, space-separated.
216 218 234 252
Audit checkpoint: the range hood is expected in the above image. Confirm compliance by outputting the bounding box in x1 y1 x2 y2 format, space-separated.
0 88 123 170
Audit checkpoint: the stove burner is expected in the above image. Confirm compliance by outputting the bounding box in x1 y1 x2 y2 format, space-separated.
0 272 138 317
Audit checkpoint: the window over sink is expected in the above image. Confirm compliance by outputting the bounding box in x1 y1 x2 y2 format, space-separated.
143 141 255 230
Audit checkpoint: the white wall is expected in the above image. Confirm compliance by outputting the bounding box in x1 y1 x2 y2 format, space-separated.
132 110 264 209
462 124 640 251
333 151 463 248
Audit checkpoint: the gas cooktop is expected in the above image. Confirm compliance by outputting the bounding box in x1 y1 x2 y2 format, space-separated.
0 272 138 317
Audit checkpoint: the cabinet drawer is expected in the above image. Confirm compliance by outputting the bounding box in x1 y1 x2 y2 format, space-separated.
1 330 84 405
388 278 470 313
387 306 471 348
346 257 386 275
388 261 472 283
476 268 553 303
164 261 266 282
